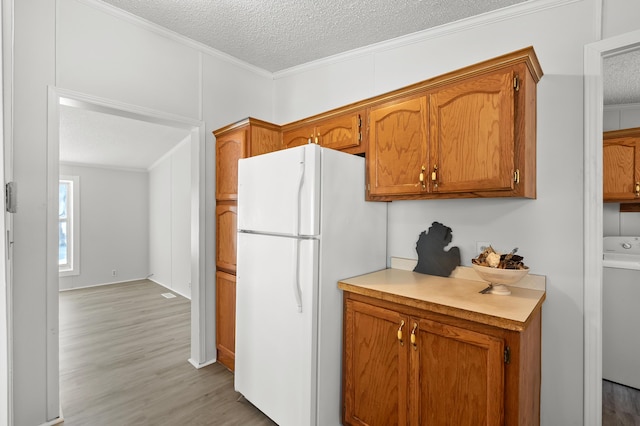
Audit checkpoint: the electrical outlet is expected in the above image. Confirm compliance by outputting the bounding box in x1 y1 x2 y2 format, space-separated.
111 269 117 277
476 242 491 254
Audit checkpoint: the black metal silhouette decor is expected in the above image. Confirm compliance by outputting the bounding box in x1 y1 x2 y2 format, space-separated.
413 221 461 277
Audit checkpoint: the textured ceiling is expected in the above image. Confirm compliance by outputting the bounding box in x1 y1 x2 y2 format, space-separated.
603 50 640 106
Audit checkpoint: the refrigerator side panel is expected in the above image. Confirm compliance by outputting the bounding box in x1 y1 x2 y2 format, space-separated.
316 148 388 426
237 145 320 236
235 232 319 426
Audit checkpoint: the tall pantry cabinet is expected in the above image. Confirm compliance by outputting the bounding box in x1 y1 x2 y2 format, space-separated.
213 118 281 371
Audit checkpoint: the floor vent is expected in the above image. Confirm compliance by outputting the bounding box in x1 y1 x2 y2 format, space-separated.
161 293 177 299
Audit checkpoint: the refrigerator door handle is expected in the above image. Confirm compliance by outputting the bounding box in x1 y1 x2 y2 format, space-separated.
294 150 305 236
293 238 303 313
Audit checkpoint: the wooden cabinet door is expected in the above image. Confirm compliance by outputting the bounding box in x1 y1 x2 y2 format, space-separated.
216 204 237 273
429 68 515 194
216 270 236 371
412 318 504 426
215 128 247 201
249 124 282 157
603 135 640 202
282 125 314 149
368 96 429 197
316 111 363 151
344 299 409 426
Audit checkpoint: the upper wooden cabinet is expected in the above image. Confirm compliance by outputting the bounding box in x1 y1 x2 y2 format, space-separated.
603 127 640 202
367 47 542 200
214 118 281 200
368 95 429 196
282 110 365 153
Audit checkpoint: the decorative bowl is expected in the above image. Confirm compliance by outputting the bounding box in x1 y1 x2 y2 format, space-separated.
472 264 529 295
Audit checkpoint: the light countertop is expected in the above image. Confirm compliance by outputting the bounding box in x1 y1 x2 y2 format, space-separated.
338 267 546 332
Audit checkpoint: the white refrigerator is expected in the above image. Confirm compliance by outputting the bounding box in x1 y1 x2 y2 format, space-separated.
235 144 387 426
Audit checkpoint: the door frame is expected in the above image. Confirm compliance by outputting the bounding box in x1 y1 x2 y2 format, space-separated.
583 29 640 425
47 86 211 415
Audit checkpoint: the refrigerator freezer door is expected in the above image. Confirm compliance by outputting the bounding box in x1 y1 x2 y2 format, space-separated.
238 145 320 237
235 232 319 426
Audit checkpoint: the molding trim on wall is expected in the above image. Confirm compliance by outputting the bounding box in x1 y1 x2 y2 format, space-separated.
72 0 273 79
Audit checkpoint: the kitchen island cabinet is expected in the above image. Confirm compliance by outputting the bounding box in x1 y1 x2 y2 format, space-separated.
340 268 545 426
603 127 640 202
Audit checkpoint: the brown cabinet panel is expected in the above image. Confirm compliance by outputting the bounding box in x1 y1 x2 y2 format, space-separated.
283 125 314 149
215 128 247 201
216 270 236 371
429 69 515 193
413 318 504 426
216 203 237 273
368 96 429 197
317 111 364 151
250 124 282 157
344 299 408 426
603 127 640 202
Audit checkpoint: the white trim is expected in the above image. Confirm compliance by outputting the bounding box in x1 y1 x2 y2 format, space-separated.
59 161 148 174
274 0 579 77
583 29 640 426
73 0 273 79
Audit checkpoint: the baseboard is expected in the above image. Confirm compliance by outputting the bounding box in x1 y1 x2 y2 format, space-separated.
58 277 150 292
188 357 217 369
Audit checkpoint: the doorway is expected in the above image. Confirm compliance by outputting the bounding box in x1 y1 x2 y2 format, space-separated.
584 29 640 425
47 87 209 420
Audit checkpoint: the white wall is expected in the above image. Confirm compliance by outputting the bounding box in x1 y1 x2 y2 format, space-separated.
274 1 596 424
149 138 192 298
59 164 149 290
8 0 275 424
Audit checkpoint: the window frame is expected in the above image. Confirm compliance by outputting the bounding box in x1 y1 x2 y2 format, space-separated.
59 175 80 277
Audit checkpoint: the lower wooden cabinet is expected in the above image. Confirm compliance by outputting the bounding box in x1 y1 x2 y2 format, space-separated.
342 293 541 426
216 270 236 371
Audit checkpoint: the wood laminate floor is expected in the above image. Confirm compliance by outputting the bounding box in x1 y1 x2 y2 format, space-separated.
603 380 640 426
59 280 276 426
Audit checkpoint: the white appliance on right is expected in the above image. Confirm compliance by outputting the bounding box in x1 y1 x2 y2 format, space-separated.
603 236 640 390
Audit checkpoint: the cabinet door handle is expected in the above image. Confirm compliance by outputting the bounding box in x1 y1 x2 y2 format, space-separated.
410 323 418 350
397 320 405 346
315 133 319 145
418 166 426 190
431 165 438 189
635 181 640 197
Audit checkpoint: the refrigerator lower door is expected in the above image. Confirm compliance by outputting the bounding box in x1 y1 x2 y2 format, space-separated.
235 232 319 426
237 144 320 237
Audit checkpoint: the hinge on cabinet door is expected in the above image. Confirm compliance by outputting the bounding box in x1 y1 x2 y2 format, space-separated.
504 346 511 364
514 169 520 184
513 76 520 92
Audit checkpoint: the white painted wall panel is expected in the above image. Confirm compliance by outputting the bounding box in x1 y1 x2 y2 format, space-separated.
149 159 172 288
273 2 596 424
202 53 274 129
57 0 201 119
171 141 192 298
603 0 640 38
59 164 149 290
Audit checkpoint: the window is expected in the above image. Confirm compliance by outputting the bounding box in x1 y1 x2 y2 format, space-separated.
59 176 79 276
